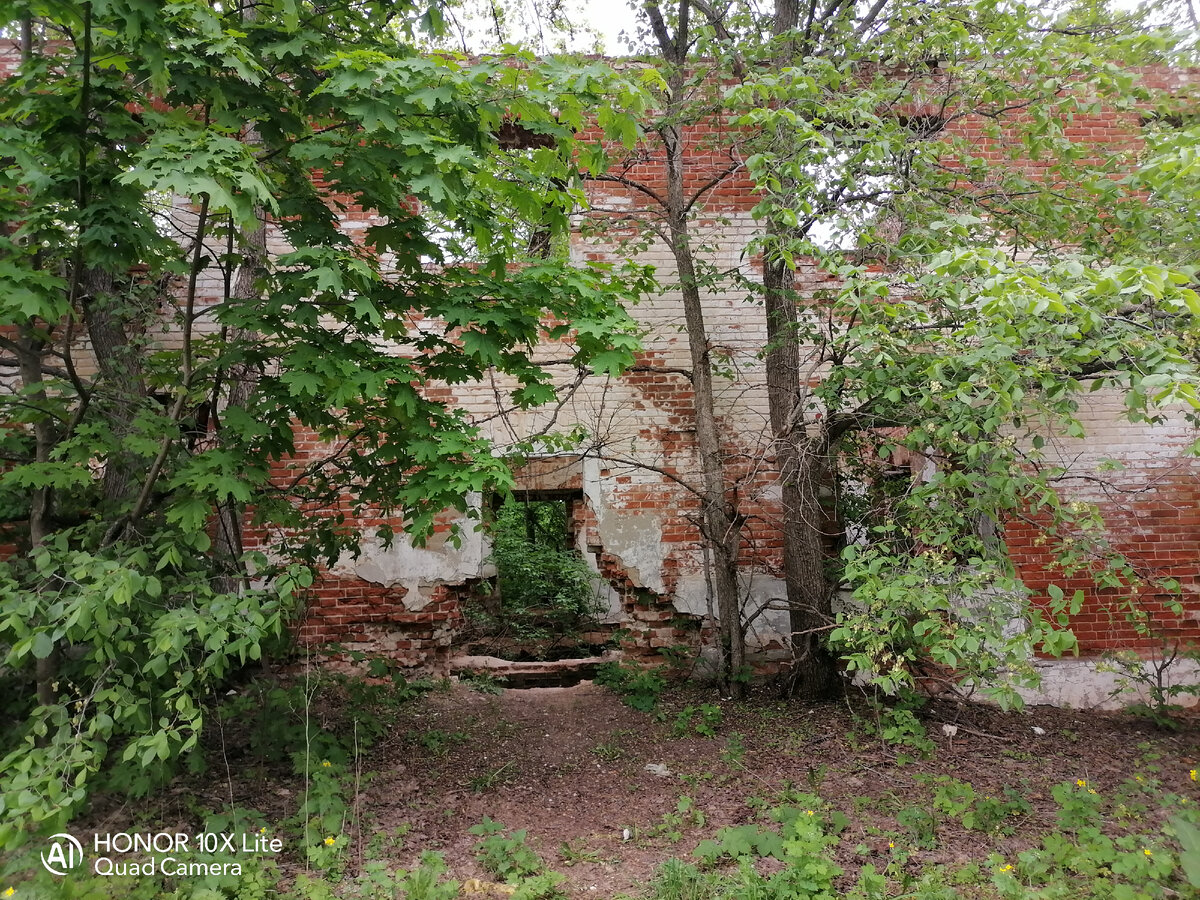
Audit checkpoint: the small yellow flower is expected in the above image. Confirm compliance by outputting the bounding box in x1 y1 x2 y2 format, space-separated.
804 810 814 816
1000 864 1013 872
1076 779 1087 787
4 888 15 897
1144 848 1152 857
1191 769 1197 782
1136 775 1143 782
888 842 895 849
1088 789 1097 795
259 827 267 833
324 836 336 846
322 760 332 768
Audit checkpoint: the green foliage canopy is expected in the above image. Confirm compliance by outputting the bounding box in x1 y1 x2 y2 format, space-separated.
0 0 648 844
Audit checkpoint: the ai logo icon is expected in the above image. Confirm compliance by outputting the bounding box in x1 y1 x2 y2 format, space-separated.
41 833 84 875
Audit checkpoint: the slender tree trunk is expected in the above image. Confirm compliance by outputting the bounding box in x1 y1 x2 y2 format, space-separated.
213 0 265 587
17 325 59 708
214 220 267 591
645 1 747 694
15 15 59 710
665 184 746 694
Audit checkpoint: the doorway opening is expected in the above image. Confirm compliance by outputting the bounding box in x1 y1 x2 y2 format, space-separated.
459 492 610 662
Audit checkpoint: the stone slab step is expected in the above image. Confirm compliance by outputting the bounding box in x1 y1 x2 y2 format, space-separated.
449 653 620 689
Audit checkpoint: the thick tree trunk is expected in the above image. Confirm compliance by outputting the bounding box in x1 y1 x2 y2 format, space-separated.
758 0 843 697
788 441 841 698
69 4 143 515
84 270 147 511
762 261 841 697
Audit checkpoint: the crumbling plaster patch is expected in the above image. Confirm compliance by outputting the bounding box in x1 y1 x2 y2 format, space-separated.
576 525 624 624
1018 658 1200 710
583 457 666 594
671 575 713 619
331 497 490 611
672 573 791 650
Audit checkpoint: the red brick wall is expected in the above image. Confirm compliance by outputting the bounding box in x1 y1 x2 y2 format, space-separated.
1008 464 1200 655
277 68 1200 666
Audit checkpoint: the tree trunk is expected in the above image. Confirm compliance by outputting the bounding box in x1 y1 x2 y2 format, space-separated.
17 325 59 709
15 21 58 709
213 6 266 584
663 124 746 696
789 439 841 698
670 216 746 693
644 1 747 694
84 269 147 512
760 0 843 697
762 260 841 697
214 219 267 592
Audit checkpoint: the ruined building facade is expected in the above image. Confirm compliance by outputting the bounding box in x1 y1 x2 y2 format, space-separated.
278 67 1200 708
6 40 1197 708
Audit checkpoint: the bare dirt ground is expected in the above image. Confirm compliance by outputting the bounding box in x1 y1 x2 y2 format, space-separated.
72 678 1200 897
319 681 1200 897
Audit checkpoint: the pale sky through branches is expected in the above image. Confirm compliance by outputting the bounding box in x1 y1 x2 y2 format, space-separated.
580 0 641 53
440 0 642 54
442 0 1195 58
